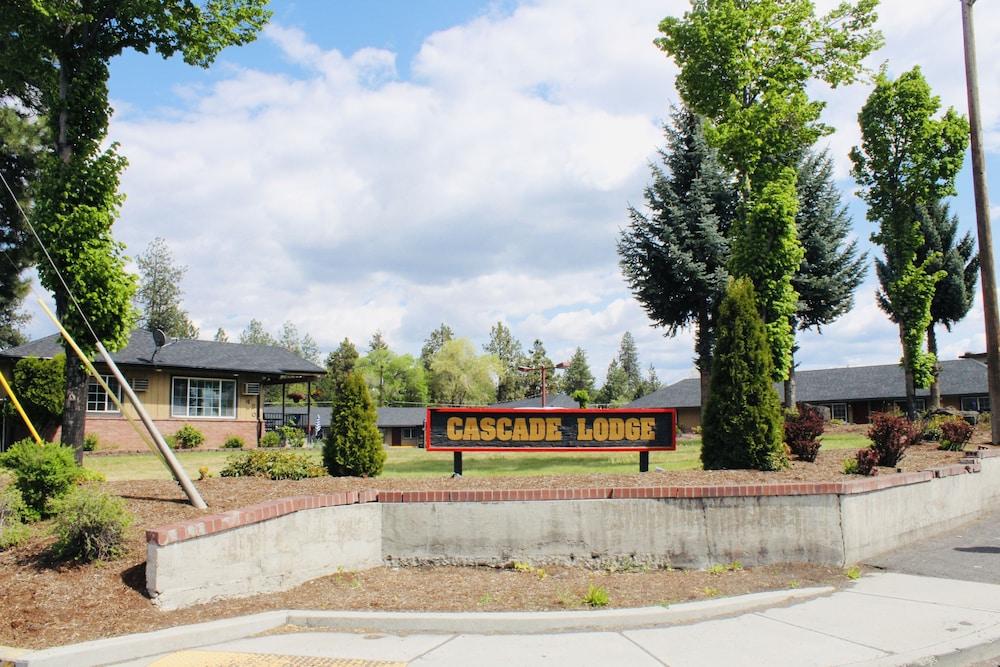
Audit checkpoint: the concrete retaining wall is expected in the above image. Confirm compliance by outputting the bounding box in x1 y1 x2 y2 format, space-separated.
146 453 1000 609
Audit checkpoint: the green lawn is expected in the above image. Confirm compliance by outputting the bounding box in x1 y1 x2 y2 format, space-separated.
86 432 871 482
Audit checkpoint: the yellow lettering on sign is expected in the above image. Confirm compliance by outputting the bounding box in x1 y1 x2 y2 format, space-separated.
447 417 463 440
512 418 529 440
546 418 561 441
529 418 545 441
496 418 512 441
480 417 496 441
608 418 624 440
577 418 592 440
641 418 656 441
593 418 609 441
624 418 641 440
463 417 480 441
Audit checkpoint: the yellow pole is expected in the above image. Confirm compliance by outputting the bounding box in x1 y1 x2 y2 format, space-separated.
0 370 43 444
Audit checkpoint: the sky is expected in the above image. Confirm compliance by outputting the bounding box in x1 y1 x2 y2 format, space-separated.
20 0 1000 389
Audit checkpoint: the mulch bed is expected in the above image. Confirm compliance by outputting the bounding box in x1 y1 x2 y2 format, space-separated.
0 437 990 650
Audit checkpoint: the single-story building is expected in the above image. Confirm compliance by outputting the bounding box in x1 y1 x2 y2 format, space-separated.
629 358 991 431
0 330 325 451
266 405 427 447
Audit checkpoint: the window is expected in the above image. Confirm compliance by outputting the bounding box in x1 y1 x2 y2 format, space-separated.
87 375 121 413
830 403 848 422
402 427 424 440
961 396 991 412
171 377 236 418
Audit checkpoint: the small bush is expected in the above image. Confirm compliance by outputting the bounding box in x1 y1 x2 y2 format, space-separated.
784 405 825 462
0 486 30 550
222 436 245 449
829 418 845 426
280 424 306 448
852 448 880 476
50 488 133 562
939 418 974 452
867 412 920 467
0 439 84 520
582 584 609 607
219 450 326 480
172 424 205 449
259 431 282 448
83 434 99 452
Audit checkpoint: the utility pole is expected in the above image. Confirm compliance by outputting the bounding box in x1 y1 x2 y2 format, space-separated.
960 0 1000 444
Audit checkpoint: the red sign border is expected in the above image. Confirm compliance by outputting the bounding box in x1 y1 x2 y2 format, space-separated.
424 407 678 453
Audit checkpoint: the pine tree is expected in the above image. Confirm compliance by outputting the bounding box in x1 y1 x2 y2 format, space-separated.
562 347 595 395
135 237 198 339
317 338 359 402
420 323 454 370
598 359 630 406
619 108 735 410
524 339 561 397
483 322 528 402
323 372 385 477
239 319 276 346
213 328 229 343
701 278 787 471
786 150 868 405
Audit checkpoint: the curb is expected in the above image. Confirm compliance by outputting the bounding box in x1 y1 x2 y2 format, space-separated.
4 587 833 667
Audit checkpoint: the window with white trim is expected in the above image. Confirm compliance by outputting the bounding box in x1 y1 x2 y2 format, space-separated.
171 377 236 418
830 403 848 422
87 375 121 413
961 395 991 412
402 427 424 440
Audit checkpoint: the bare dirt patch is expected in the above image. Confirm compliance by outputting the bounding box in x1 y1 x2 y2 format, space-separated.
0 440 988 650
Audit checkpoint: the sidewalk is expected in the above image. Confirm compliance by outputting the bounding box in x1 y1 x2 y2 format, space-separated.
8 572 1000 667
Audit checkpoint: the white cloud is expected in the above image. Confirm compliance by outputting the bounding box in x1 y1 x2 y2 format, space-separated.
46 0 992 392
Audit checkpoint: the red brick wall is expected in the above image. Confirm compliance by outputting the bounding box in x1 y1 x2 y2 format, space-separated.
82 416 260 452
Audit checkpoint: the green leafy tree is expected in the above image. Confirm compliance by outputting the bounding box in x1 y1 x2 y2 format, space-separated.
1 0 270 452
239 319 276 346
134 237 198 339
619 108 735 409
701 278 787 471
876 201 978 408
657 0 881 382
787 150 868 405
483 321 528 402
850 66 969 417
277 321 319 363
323 372 385 477
213 328 229 343
11 354 65 437
420 323 454 370
357 350 428 406
0 109 46 348
562 347 595 395
429 338 498 405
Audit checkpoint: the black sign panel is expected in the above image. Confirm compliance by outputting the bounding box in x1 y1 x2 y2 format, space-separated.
425 408 676 452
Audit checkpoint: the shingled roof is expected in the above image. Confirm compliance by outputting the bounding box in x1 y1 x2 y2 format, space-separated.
0 331 325 377
628 358 989 408
491 392 580 409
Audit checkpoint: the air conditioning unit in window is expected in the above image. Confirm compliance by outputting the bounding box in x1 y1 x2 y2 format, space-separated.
243 382 261 396
129 378 149 392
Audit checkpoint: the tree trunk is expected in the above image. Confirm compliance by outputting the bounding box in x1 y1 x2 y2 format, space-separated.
927 323 941 409
695 309 713 414
62 355 87 463
784 346 797 409
899 324 917 421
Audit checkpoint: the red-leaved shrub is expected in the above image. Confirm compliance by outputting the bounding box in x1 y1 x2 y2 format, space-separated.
784 405 825 462
854 448 880 476
939 418 974 452
867 412 920 467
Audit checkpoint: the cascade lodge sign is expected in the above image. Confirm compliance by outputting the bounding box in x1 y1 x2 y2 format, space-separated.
425 407 676 452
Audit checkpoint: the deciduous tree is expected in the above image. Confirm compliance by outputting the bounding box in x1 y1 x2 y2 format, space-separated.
851 66 969 417
420 323 453 371
483 321 528 402
429 338 498 405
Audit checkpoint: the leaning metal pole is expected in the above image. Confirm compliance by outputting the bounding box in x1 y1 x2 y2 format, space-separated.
960 0 1000 445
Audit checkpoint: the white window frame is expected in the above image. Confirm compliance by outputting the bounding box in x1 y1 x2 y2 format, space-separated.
171 377 237 419
962 395 990 412
87 375 121 413
402 427 423 440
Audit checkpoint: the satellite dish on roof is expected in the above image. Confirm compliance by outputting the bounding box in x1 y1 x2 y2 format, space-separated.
152 329 168 348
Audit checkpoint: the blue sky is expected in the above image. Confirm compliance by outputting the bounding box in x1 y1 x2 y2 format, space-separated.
22 0 1000 388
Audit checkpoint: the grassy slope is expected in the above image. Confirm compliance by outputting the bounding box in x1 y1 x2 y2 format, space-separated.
85 433 870 481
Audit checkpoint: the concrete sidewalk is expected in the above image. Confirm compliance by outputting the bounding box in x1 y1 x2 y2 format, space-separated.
6 572 995 667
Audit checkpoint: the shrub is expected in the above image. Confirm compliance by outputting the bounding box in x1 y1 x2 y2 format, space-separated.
784 405 825 462
259 431 282 448
50 487 133 562
848 448 880 476
582 584 610 607
219 450 326 480
939 418 974 452
867 412 920 467
11 355 65 430
0 486 30 550
0 439 84 520
280 423 306 448
83 433 99 452
172 424 205 449
701 279 788 471
222 435 245 449
922 415 946 442
571 389 590 408
323 372 386 477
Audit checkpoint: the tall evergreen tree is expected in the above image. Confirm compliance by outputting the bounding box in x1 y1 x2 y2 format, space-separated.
239 319 276 346
318 338 359 402
135 237 198 339
562 347 595 396
323 371 385 477
598 358 630 406
619 108 735 410
851 66 969 418
277 320 319 363
483 321 528 402
701 278 787 471
213 327 229 343
420 323 454 370
616 332 643 400
524 339 561 397
786 150 868 406
0 109 44 348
